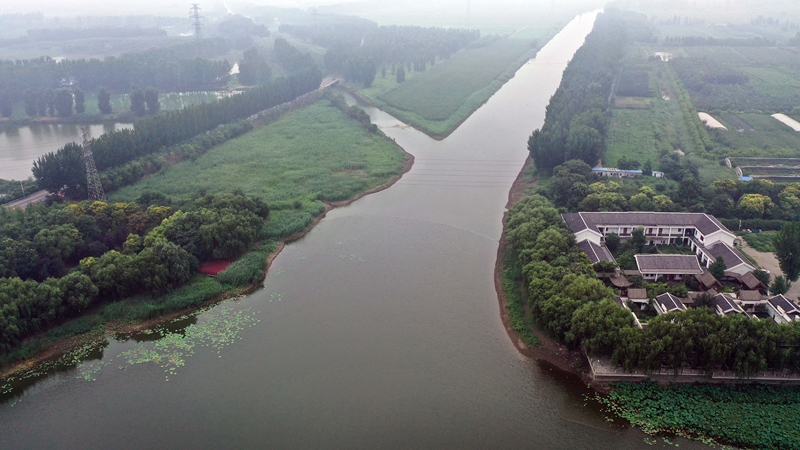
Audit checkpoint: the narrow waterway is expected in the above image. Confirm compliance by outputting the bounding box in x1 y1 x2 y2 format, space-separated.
0 122 133 181
0 12 711 449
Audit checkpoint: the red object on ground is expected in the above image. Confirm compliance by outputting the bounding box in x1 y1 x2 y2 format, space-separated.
198 260 233 277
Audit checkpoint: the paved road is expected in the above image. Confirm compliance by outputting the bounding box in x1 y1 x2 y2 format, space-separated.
740 240 800 299
2 189 49 209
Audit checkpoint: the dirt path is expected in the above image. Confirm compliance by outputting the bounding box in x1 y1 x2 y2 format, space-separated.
739 241 800 299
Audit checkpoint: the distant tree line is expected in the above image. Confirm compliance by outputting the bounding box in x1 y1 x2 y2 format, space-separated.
0 191 268 354
33 66 322 198
25 26 167 41
528 11 626 172
281 23 479 87
0 38 233 106
662 36 777 47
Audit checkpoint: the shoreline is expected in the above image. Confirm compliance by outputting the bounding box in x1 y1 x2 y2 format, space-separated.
0 142 415 382
493 156 602 389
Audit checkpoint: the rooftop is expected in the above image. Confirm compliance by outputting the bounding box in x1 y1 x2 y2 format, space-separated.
654 293 687 313
702 242 752 270
577 239 616 265
738 290 764 302
562 212 730 236
768 295 800 320
635 254 704 275
628 288 648 300
712 294 745 316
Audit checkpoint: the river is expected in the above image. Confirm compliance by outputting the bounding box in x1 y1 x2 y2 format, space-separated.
0 122 133 181
0 12 711 449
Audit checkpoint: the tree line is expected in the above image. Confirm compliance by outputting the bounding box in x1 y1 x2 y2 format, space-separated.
542 158 800 223
281 22 479 87
0 191 268 354
33 66 322 198
505 194 800 377
527 11 626 172
0 38 233 106
662 36 777 47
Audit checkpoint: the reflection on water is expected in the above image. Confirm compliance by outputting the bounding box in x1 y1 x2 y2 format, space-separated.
0 122 133 181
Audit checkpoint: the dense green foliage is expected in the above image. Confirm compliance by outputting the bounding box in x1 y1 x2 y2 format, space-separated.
238 46 272 86
33 67 322 197
601 382 800 449
506 194 800 377
501 251 539 347
528 12 626 171
0 192 268 354
773 222 800 281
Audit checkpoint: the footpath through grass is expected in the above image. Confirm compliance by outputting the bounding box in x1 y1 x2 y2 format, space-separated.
599 382 800 449
357 38 538 138
111 99 407 239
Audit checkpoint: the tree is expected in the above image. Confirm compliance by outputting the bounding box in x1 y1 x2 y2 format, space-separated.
238 46 272 85
34 224 82 260
144 87 160 114
129 87 146 116
0 91 13 118
630 227 646 253
642 160 653 176
770 275 790 295
74 88 85 114
737 193 774 219
709 255 726 280
773 222 800 282
605 233 620 254
44 89 55 115
54 88 74 117
98 87 112 114
24 89 38 116
752 269 771 287
396 65 405 83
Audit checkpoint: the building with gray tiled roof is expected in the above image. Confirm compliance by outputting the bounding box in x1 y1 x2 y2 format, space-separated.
766 295 800 324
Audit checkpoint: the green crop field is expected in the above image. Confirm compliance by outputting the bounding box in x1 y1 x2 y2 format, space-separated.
711 112 800 157
356 38 537 138
742 230 778 252
110 99 407 239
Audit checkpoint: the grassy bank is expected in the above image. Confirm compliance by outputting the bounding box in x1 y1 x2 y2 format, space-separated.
501 250 540 347
111 98 407 239
599 382 800 449
355 38 539 138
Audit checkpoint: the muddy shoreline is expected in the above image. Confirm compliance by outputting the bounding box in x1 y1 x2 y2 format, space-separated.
1 145 415 382
492 157 602 389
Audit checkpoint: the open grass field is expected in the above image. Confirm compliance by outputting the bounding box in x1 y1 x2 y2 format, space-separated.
740 230 777 253
110 99 407 239
356 38 537 138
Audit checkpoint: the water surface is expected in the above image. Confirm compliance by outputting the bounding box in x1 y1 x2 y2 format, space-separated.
0 123 132 181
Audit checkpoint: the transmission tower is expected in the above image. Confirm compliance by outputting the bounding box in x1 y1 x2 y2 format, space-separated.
190 4 204 55
81 126 106 201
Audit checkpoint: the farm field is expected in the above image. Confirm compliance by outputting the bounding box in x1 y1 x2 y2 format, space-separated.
710 112 800 157
355 38 538 138
110 99 407 239
670 46 800 112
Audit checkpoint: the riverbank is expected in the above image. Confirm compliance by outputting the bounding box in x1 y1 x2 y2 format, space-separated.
0 108 414 383
493 157 597 385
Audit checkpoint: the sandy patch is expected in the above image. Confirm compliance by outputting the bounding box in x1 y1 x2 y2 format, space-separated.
698 112 727 130
771 113 800 132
